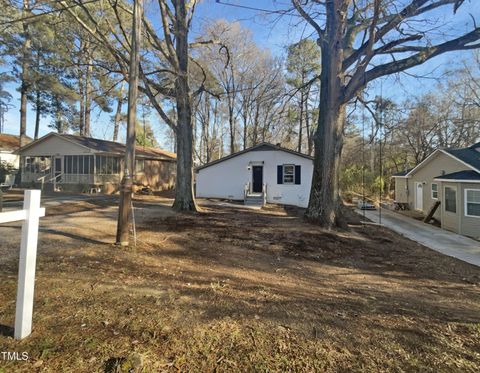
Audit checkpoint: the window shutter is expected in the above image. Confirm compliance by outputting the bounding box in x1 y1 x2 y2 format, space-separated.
295 165 301 184
277 165 283 184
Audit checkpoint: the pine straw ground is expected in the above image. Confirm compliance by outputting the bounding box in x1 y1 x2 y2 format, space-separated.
0 198 480 372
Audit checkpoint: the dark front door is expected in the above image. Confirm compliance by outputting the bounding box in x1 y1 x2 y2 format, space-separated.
252 166 263 193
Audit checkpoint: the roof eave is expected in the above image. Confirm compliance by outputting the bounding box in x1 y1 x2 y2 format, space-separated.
434 178 480 183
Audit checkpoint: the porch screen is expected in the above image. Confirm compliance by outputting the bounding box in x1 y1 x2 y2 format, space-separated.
64 155 94 174
95 156 120 175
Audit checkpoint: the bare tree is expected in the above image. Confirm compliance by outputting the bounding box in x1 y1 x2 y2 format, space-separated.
57 0 219 211
292 0 480 228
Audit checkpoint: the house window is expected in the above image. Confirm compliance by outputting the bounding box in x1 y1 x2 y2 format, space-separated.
64 155 94 174
465 189 480 217
95 156 120 175
136 159 145 173
283 165 295 184
444 186 457 213
23 156 50 173
431 183 438 199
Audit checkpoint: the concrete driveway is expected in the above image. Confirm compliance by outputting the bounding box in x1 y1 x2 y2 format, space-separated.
358 208 480 267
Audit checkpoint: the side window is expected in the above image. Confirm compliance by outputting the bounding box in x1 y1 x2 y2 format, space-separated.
465 189 480 217
431 183 438 199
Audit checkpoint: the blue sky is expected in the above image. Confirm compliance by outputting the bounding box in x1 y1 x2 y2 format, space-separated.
1 0 478 149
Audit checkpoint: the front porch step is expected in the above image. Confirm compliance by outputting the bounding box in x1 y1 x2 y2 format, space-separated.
244 193 265 206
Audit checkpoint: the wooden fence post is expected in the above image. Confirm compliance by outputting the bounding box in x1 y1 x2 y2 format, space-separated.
14 190 42 340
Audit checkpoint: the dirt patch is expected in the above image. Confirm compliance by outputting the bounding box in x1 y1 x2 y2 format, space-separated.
0 200 479 372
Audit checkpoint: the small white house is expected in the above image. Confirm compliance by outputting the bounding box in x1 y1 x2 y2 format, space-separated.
195 143 314 208
0 133 26 168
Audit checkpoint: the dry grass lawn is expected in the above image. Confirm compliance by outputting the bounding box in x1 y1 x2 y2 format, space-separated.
0 197 480 372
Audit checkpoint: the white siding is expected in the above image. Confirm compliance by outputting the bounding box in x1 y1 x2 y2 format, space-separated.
196 150 313 208
0 152 19 168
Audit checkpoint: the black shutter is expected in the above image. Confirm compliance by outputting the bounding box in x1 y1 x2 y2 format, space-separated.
295 165 301 184
277 165 283 184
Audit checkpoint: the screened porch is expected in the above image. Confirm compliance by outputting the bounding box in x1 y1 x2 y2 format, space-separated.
21 154 122 185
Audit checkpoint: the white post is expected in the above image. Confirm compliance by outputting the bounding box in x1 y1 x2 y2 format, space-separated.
14 190 42 340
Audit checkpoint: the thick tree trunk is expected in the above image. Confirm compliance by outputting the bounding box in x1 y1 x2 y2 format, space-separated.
19 0 31 147
305 1 346 228
172 0 197 212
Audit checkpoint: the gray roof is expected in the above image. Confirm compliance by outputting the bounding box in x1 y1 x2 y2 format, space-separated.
443 142 480 171
196 142 313 171
434 170 480 181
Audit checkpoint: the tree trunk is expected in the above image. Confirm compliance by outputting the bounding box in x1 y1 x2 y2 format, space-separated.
305 2 346 228
298 86 304 153
34 89 41 140
229 105 235 154
79 80 85 135
55 97 64 133
116 0 142 246
84 54 93 137
242 99 249 150
113 82 124 141
172 0 197 212
19 0 31 147
78 42 85 135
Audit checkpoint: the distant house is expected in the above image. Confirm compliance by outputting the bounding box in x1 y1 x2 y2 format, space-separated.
0 133 30 168
195 143 314 208
0 134 32 187
393 142 480 239
16 132 176 193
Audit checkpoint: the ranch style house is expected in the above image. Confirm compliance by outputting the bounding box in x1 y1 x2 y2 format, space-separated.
195 142 314 208
15 132 176 193
393 141 480 239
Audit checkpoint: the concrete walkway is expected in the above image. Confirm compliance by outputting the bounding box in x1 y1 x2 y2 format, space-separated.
357 208 480 267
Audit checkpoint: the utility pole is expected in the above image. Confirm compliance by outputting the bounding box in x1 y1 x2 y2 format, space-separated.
116 0 143 246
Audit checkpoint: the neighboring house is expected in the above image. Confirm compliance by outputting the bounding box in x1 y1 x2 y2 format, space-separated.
0 133 32 187
16 132 176 193
0 133 29 168
393 141 480 239
195 143 314 208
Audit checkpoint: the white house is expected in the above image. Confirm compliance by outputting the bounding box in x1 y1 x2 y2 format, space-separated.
0 133 27 168
195 143 314 208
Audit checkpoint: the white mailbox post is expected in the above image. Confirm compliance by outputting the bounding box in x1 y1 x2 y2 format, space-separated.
0 190 45 340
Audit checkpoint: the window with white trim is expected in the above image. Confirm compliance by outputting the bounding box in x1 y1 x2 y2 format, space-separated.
431 183 438 199
465 189 480 217
283 164 295 184
444 186 456 213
